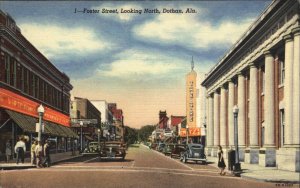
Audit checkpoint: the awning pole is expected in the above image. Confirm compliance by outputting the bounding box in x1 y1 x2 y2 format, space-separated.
0 118 11 130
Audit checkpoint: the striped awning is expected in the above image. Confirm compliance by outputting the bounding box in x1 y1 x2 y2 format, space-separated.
6 110 78 138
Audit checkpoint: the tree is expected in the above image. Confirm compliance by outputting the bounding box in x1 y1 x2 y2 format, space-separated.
124 126 138 145
138 125 156 142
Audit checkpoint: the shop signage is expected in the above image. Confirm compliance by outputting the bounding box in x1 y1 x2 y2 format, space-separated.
179 127 201 137
35 123 45 132
0 88 70 127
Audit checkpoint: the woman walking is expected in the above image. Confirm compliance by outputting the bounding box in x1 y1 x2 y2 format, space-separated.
31 140 37 165
5 140 12 163
218 145 226 176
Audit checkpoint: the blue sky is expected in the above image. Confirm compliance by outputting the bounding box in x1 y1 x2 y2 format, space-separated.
1 1 271 128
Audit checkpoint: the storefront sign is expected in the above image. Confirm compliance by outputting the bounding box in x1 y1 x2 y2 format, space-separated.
179 127 201 137
0 88 70 127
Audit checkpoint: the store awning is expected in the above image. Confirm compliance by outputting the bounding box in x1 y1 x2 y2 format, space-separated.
6 110 78 138
6 110 36 133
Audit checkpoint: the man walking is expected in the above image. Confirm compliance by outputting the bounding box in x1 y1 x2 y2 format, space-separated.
43 140 51 167
14 137 26 164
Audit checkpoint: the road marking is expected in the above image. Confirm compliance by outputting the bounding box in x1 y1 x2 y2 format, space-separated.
83 157 99 163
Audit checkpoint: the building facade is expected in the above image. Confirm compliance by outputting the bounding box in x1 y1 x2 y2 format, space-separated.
0 10 77 156
70 97 101 148
202 0 299 172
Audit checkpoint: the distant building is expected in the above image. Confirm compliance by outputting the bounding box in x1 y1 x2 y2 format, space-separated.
158 110 168 129
71 97 101 146
182 58 206 143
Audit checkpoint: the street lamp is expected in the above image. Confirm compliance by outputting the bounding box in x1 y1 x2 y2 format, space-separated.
80 121 83 152
233 105 241 171
37 104 45 142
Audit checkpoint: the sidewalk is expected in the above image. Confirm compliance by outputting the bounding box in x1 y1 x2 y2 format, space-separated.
0 151 82 170
206 156 300 184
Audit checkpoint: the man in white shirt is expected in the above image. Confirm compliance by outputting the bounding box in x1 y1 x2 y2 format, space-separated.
14 137 26 164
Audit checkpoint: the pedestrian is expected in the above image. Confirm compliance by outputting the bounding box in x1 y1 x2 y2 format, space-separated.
5 140 12 163
35 141 44 168
14 137 26 164
31 140 37 165
218 145 226 176
43 140 51 167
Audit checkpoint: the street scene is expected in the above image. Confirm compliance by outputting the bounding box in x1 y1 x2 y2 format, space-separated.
0 0 300 188
1 144 278 188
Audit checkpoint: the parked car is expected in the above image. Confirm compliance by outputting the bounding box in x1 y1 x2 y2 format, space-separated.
82 142 100 156
170 144 186 158
180 144 207 164
99 141 126 161
156 143 166 152
149 143 158 150
162 143 175 156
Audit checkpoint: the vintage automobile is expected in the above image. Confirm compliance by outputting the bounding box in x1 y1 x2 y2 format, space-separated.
82 142 100 156
162 143 175 156
180 143 207 164
156 143 166 152
170 144 186 158
99 141 126 161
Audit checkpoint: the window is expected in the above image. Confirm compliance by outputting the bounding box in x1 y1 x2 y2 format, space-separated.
279 60 285 85
280 109 285 146
5 54 10 84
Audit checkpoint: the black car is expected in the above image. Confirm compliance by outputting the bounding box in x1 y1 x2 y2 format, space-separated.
99 141 126 161
170 144 186 158
180 144 207 164
162 143 175 156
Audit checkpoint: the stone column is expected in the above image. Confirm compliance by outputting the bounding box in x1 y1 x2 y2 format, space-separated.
237 72 246 161
283 34 294 146
220 85 227 148
259 50 276 167
227 79 234 147
207 94 214 156
292 28 300 146
213 90 220 157
245 63 259 164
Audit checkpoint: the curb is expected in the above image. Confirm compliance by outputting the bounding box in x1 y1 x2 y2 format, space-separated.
240 174 300 184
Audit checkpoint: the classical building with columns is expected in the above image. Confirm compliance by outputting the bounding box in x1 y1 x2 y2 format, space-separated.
202 0 299 172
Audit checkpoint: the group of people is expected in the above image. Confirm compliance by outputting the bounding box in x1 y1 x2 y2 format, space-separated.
5 137 51 168
30 140 51 168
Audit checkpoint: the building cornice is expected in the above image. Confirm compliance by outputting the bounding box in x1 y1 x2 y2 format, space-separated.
202 0 298 89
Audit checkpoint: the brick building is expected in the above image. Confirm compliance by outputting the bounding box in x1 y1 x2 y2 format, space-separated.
0 10 77 157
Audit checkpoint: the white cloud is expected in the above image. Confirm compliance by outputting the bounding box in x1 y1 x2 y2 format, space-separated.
19 23 112 59
133 12 254 49
97 49 188 78
93 4 143 22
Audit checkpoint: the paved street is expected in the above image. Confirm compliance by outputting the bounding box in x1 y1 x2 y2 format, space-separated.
0 145 280 188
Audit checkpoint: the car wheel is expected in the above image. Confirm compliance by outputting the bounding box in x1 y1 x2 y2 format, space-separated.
170 154 173 158
183 156 187 163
